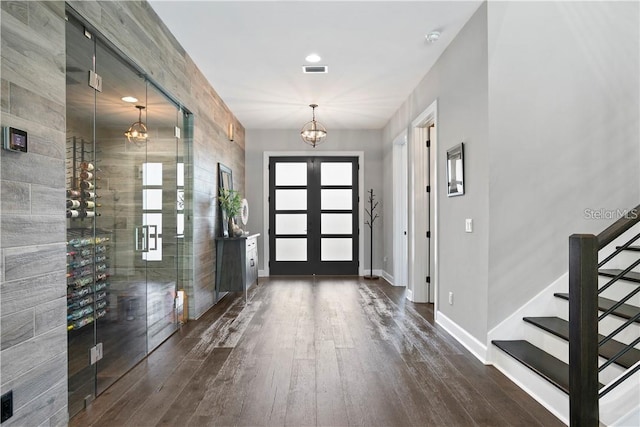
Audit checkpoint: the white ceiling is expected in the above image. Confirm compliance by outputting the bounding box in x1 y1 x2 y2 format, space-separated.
148 1 483 130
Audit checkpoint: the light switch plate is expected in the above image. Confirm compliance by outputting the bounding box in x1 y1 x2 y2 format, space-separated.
465 218 473 233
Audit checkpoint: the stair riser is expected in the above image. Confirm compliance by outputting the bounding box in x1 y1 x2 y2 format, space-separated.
598 276 640 307
598 315 640 349
490 347 569 424
523 321 627 384
600 252 640 273
554 298 640 347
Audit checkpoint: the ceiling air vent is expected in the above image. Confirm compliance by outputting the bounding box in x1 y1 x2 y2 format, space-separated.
303 65 328 74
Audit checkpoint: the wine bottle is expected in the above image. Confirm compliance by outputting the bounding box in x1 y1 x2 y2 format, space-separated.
67 209 80 218
67 200 81 209
83 191 100 199
68 237 93 247
79 210 100 218
82 201 102 209
80 171 93 180
67 189 81 198
80 161 94 171
80 181 94 190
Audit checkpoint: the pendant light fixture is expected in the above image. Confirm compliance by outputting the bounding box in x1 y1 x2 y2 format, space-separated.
300 104 327 148
125 105 148 144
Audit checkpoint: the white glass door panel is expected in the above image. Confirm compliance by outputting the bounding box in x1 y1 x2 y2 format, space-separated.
321 162 352 186
276 214 307 235
321 189 352 210
321 213 352 234
321 238 353 261
276 162 307 185
276 189 307 210
276 238 308 261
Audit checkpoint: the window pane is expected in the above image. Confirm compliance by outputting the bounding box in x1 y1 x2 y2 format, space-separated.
321 213 352 234
276 214 307 235
321 238 352 261
177 162 184 187
143 162 163 186
276 238 307 261
177 213 184 237
276 162 307 186
321 162 352 186
276 189 307 210
321 189 352 210
143 189 163 210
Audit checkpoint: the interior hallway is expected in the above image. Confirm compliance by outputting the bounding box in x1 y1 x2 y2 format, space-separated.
69 278 563 427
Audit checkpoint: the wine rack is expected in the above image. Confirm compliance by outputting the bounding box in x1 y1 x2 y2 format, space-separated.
66 136 109 331
66 232 111 331
66 136 101 220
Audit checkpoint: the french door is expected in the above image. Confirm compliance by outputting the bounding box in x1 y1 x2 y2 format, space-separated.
269 157 359 275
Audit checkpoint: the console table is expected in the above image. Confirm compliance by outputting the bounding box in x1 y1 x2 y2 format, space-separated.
215 234 259 303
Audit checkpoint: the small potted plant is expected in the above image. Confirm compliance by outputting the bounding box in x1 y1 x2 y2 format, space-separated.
219 188 243 237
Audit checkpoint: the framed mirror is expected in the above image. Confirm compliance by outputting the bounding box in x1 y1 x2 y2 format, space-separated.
446 143 464 197
218 163 233 237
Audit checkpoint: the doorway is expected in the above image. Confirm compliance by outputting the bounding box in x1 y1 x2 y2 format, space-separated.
408 101 437 304
268 156 359 275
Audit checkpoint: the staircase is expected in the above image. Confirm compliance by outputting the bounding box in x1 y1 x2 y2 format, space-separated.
491 207 640 426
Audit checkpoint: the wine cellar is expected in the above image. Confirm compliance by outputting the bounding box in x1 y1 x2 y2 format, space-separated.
64 13 192 417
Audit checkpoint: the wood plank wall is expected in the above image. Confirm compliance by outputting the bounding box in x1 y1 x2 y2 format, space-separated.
1 1 245 426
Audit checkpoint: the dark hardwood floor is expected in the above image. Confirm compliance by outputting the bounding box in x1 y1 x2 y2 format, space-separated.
70 277 563 427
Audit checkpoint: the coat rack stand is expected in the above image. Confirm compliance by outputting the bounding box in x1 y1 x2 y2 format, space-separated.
364 188 379 280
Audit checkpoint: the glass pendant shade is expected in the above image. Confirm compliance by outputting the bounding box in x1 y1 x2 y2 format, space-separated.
300 104 327 148
125 105 148 144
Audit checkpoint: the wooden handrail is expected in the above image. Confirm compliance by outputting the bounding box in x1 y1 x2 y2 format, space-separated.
597 204 640 249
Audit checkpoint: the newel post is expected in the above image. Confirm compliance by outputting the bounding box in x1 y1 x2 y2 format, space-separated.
568 234 599 426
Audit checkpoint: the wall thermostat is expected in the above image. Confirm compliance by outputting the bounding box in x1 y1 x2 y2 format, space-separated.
3 127 28 153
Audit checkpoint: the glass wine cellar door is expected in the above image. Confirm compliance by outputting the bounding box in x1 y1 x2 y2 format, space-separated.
66 12 190 416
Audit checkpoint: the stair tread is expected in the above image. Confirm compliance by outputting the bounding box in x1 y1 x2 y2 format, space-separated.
554 293 640 322
492 340 571 393
615 245 640 252
599 269 640 284
523 316 640 369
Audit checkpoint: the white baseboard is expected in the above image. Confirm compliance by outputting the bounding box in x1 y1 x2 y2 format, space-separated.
406 288 413 301
258 269 268 277
381 270 394 284
436 311 488 364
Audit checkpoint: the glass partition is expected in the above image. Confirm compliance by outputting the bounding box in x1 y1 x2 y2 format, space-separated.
66 11 191 416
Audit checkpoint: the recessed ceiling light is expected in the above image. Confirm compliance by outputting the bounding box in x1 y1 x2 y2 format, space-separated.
121 96 138 103
425 31 441 43
305 53 322 63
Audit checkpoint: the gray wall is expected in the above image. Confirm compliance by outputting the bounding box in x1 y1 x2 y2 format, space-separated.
486 0 640 329
383 0 640 345
383 3 489 341
1 2 69 426
1 1 244 426
245 129 384 274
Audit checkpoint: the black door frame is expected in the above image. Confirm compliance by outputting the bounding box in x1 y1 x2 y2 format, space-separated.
269 156 359 275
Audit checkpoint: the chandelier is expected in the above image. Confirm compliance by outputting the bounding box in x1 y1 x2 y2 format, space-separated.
125 105 148 144
300 104 327 148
